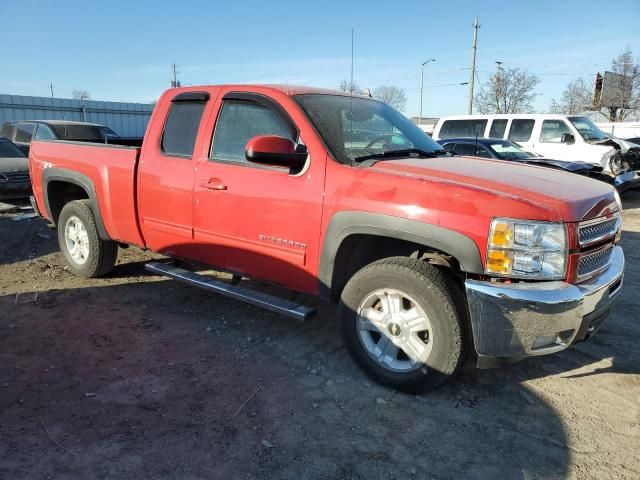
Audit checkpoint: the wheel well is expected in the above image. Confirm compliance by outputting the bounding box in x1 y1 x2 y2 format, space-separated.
330 234 463 301
47 181 89 225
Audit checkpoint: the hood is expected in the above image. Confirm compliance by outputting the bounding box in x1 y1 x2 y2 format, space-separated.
0 156 29 173
368 155 618 222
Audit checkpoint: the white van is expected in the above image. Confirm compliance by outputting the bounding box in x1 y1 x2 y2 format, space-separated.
432 114 640 190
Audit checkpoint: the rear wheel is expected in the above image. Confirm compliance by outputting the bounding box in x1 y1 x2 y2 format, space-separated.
57 200 118 277
339 257 466 393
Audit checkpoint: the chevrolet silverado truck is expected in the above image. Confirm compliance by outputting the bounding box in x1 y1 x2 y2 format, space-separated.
29 85 625 393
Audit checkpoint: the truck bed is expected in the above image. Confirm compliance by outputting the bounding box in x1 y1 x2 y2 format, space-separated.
29 140 145 247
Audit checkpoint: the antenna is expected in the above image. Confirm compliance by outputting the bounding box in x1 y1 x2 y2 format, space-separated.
349 28 355 161
171 62 181 88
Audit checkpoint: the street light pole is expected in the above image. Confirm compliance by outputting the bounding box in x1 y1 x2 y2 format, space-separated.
419 58 435 125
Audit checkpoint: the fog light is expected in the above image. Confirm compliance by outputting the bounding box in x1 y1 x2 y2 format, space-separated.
532 334 560 350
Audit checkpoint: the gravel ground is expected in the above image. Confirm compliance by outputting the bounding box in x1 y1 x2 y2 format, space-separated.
0 194 639 480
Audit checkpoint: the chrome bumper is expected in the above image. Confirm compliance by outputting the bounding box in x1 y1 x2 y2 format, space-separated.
465 246 624 363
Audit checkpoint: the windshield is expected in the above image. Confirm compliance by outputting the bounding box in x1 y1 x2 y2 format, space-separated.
51 124 120 142
0 139 25 158
568 117 609 142
489 141 530 159
294 94 444 164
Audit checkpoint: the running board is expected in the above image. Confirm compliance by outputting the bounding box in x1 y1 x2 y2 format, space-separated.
145 262 315 321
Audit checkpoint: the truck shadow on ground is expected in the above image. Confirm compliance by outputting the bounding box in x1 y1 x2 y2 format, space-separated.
0 278 573 479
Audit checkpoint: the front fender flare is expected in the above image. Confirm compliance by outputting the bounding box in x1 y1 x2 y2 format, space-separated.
319 211 484 293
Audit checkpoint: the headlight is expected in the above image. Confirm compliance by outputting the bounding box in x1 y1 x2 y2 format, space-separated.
486 218 567 280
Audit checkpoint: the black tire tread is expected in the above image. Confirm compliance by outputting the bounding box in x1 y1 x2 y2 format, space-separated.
339 256 467 393
58 200 118 278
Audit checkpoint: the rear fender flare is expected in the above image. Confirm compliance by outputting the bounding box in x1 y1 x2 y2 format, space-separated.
42 167 109 240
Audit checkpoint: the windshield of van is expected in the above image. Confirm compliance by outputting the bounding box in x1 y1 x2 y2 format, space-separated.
489 141 530 159
568 117 609 142
294 94 445 164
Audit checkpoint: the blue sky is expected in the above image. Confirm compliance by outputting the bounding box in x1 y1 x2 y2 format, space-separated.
1 0 638 117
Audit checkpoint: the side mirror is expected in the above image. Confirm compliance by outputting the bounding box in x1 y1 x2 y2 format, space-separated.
561 133 575 144
245 135 307 169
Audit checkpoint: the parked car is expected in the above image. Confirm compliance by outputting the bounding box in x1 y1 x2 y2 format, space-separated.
437 137 608 180
432 114 640 191
0 120 139 156
0 137 31 201
29 85 625 393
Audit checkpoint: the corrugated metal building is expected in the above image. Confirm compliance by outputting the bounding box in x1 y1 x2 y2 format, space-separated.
0 94 154 137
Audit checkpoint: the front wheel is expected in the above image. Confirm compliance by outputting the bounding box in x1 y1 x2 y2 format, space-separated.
339 257 467 393
57 200 118 277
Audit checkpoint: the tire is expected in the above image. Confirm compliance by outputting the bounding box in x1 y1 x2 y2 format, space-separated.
339 257 467 393
57 200 118 278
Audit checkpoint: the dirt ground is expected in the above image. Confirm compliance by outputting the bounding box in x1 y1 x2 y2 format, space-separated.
0 194 639 480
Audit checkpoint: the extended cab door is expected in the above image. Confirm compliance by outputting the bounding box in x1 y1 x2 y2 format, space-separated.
137 91 211 257
192 90 326 294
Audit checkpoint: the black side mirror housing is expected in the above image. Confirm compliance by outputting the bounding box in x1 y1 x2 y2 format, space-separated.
245 135 308 170
561 133 575 144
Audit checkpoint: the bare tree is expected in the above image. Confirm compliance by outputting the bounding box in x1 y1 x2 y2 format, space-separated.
372 85 407 111
338 80 360 94
475 67 540 114
548 78 592 114
601 49 639 121
72 89 91 100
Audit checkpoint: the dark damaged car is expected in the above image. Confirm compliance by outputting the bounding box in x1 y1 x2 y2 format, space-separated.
0 137 31 201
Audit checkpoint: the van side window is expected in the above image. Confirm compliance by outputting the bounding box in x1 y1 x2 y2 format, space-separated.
489 119 507 138
210 100 295 164
540 120 571 143
507 119 535 142
161 101 207 157
0 123 14 140
439 119 487 139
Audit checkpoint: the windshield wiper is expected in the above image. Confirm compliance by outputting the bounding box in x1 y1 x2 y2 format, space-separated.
353 148 446 163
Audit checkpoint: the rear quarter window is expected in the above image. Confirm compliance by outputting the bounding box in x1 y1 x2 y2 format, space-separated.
438 119 487 139
161 101 207 157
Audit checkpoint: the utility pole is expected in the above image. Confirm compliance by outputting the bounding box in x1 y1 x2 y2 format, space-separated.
495 61 503 113
48 82 54 98
419 59 435 125
171 62 181 88
467 17 479 114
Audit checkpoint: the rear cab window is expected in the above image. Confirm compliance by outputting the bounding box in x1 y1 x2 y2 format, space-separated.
439 119 487 139
161 95 208 158
507 119 535 142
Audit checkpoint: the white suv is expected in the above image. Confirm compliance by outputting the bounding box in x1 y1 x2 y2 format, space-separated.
432 114 639 191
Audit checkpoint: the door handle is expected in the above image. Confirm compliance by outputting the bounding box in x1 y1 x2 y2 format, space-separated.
199 178 227 190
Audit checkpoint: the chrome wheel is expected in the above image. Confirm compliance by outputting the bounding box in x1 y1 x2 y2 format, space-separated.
357 289 433 372
64 215 90 265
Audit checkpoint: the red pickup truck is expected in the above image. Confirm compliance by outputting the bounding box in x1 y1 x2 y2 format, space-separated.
29 85 625 392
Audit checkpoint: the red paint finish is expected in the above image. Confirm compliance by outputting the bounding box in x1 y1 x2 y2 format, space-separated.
29 84 620 294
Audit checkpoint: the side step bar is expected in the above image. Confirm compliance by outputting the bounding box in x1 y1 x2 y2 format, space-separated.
145 262 315 321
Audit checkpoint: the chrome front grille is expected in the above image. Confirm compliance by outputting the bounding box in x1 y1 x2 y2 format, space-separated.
578 246 613 277
579 216 619 246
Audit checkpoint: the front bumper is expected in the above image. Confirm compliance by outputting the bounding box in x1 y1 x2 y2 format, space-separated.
465 246 624 366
